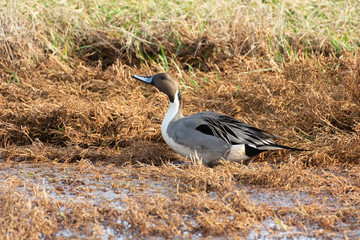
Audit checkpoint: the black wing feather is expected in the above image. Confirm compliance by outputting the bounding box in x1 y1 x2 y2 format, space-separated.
195 114 276 147
195 117 232 145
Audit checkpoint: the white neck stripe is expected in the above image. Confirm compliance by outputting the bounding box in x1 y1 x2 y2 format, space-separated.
161 90 181 137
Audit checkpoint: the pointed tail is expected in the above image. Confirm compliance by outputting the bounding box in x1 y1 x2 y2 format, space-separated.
257 144 309 151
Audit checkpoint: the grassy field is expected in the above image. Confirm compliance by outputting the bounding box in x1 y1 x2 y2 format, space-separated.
1 0 360 238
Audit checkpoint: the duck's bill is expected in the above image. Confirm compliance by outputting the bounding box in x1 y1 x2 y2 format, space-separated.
132 74 153 84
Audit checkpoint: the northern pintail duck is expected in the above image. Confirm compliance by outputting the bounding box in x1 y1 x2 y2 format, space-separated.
132 73 305 166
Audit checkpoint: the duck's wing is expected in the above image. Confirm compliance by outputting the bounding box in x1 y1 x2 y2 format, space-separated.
192 111 301 151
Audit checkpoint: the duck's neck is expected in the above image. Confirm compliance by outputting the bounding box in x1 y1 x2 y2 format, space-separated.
161 90 183 135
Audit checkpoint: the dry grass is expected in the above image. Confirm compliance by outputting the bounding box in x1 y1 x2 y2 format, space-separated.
0 0 360 238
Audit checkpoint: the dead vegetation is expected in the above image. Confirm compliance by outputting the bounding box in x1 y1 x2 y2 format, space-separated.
0 0 360 238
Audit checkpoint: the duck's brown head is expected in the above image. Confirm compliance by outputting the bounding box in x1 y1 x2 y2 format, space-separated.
132 73 179 102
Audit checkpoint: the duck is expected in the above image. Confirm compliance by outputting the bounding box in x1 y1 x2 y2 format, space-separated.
132 73 305 166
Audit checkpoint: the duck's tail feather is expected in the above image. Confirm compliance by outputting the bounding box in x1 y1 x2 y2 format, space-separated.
256 143 309 151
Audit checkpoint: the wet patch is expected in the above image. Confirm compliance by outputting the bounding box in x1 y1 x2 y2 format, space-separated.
0 162 359 239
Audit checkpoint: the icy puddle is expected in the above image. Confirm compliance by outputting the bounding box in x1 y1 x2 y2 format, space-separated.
0 162 174 209
0 162 358 239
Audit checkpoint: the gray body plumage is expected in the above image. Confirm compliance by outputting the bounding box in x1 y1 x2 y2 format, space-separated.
167 111 230 164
